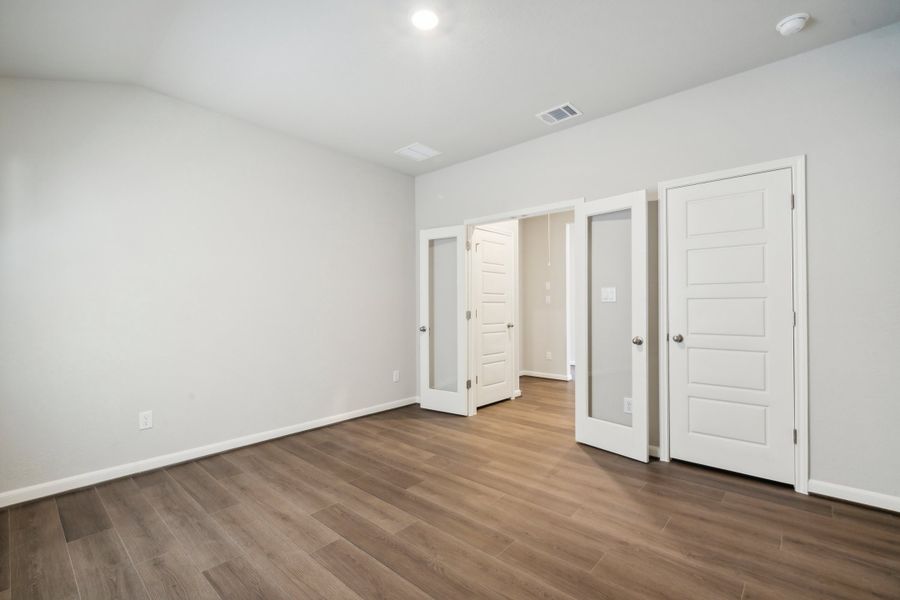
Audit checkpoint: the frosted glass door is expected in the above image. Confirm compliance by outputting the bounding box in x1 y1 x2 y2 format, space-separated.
575 191 649 462
419 226 469 415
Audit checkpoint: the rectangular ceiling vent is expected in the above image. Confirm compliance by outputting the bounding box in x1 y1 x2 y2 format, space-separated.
395 142 442 162
536 103 582 125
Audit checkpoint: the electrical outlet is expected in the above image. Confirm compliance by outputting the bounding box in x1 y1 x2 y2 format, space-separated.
623 397 633 414
392 370 400 383
545 351 552 360
545 281 551 291
545 295 551 305
138 410 153 430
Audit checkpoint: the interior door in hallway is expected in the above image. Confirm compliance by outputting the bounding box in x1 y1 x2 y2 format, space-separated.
472 224 515 407
575 190 649 462
666 168 795 484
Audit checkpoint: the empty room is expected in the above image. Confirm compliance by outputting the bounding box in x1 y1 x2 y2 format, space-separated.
2 2 899 599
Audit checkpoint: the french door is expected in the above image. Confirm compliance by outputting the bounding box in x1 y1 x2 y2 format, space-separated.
575 190 649 462
418 226 471 415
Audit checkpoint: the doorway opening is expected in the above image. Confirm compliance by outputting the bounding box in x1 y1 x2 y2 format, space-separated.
469 211 575 409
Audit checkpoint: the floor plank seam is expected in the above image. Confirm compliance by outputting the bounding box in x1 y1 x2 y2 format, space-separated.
56 500 83 600
94 485 155 600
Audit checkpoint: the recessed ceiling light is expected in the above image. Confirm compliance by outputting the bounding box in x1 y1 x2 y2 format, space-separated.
411 9 439 31
776 13 810 36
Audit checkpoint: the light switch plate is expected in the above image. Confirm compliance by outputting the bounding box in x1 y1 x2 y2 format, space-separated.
600 287 617 303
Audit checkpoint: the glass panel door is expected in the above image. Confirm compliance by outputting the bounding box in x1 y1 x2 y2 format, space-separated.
419 226 470 415
576 191 649 461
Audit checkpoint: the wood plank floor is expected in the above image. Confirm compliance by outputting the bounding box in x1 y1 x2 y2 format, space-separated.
3 377 899 599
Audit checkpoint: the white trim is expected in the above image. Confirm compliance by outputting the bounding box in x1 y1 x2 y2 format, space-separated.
464 197 584 226
809 480 900 514
512 389 523 399
649 445 660 458
657 155 809 493
519 370 572 381
0 396 418 509
657 183 670 462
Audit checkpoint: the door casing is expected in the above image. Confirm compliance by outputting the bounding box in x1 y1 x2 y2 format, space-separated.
657 156 809 494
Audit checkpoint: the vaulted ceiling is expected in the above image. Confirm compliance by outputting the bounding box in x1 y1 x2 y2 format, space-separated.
2 1 899 174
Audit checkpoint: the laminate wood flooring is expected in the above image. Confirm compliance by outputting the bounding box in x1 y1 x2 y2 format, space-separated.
3 377 899 599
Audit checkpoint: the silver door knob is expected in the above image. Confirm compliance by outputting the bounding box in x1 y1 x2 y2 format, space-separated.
672 334 684 343
507 323 515 328
632 336 643 345
418 325 427 332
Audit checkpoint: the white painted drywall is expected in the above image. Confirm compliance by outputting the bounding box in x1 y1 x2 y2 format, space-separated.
518 211 573 379
416 25 900 498
0 78 415 498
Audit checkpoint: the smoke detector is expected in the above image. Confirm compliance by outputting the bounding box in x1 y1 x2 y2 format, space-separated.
394 142 441 162
776 13 810 36
536 103 582 126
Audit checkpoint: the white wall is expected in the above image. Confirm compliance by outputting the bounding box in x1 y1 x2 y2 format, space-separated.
518 211 572 379
0 78 416 501
416 25 900 500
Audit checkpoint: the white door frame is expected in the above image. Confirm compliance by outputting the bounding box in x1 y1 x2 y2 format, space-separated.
465 198 585 410
657 156 809 494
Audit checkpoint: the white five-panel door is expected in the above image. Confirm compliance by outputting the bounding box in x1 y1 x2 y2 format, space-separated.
418 226 470 416
472 225 515 407
575 190 649 462
667 168 795 483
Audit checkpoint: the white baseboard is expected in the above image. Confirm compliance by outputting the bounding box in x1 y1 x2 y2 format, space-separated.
0 396 419 509
649 445 660 458
808 479 900 513
512 389 522 399
520 370 572 381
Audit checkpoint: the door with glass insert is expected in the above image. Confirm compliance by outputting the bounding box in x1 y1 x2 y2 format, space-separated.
575 191 649 461
418 226 470 415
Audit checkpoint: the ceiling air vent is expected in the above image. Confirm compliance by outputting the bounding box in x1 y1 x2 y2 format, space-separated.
536 103 582 125
395 142 442 162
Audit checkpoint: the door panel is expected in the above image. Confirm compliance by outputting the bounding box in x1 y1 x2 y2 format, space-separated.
419 226 469 415
472 225 515 407
667 168 794 484
576 190 649 462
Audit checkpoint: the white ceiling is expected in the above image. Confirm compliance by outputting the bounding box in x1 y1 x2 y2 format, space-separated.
2 1 899 175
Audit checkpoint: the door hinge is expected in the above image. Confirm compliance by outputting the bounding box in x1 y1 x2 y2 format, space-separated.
466 379 472 389
466 310 471 320
793 429 798 444
476 376 478 384
793 311 797 327
791 193 795 210
466 240 471 251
